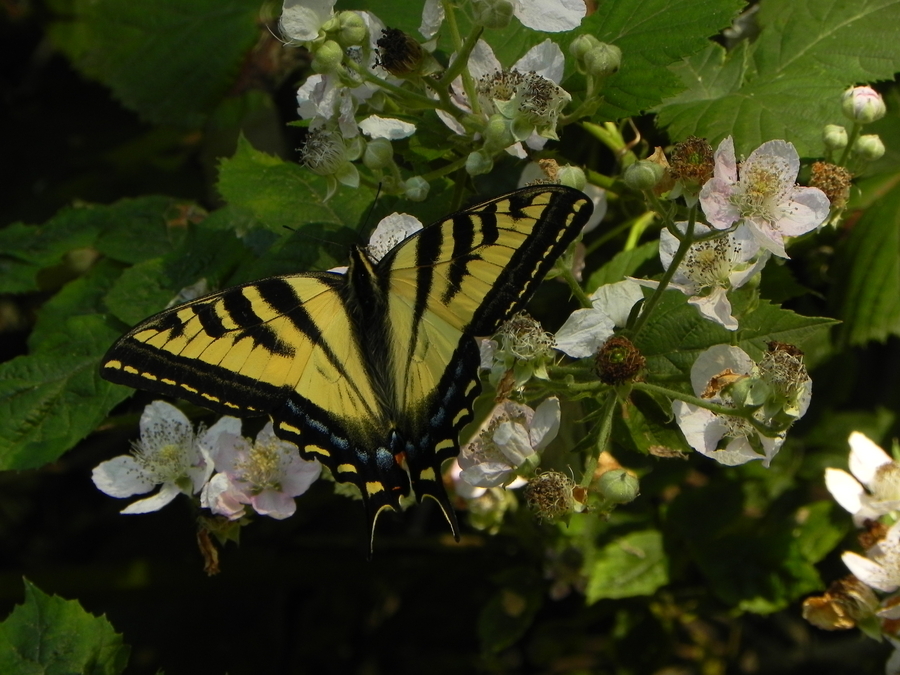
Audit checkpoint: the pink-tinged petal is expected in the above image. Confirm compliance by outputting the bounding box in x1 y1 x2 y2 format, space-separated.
201 473 247 520
121 482 181 514
689 286 737 330
745 220 788 258
745 140 799 183
698 180 741 229
419 0 444 38
251 490 297 520
141 400 191 439
280 0 336 42
530 397 561 451
779 187 831 236
280 455 322 496
589 280 644 328
581 184 608 233
824 468 864 514
514 40 565 82
466 39 502 80
842 551 899 592
92 456 155 498
554 308 614 358
513 0 585 32
460 462 514 488
712 136 737 182
849 431 893 485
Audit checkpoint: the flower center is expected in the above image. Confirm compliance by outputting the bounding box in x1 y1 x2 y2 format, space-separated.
133 442 190 484
731 157 792 223
236 440 283 494
682 236 737 288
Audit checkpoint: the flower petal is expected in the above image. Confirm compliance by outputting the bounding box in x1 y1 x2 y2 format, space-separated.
121 482 182 514
554 308 614 358
842 551 899 592
824 467 864 515
513 0 585 32
849 431 893 486
92 456 155 498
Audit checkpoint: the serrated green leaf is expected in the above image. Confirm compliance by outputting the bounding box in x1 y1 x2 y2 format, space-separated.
640 292 837 382
586 529 669 602
217 136 375 236
833 177 900 345
93 198 198 264
569 0 745 120
0 315 131 470
657 0 900 156
0 579 129 675
48 0 261 127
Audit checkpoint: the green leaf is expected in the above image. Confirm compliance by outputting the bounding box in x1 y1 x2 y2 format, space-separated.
832 176 900 345
48 0 261 127
569 0 746 120
639 292 837 383
585 240 658 292
666 480 825 614
585 529 669 602
477 569 544 654
0 579 129 675
0 315 130 470
657 0 900 156
613 394 692 458
793 501 850 564
217 136 374 237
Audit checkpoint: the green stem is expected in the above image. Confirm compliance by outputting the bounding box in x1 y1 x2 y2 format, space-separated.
419 155 469 183
346 59 453 113
580 392 617 488
838 122 862 167
558 259 592 308
437 1 482 116
629 205 697 339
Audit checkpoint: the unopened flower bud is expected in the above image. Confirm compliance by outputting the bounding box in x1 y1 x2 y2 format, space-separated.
823 124 848 151
557 165 586 191
403 176 430 201
483 114 515 150
854 134 885 161
363 138 393 170
570 34 602 62
472 0 514 30
583 43 622 78
312 39 344 74
337 11 367 47
623 159 664 191
842 85 886 124
596 469 639 504
466 149 494 176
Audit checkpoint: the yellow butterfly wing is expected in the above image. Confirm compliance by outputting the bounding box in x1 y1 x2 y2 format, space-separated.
101 185 593 541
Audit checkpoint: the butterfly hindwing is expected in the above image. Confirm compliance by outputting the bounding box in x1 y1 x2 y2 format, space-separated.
101 185 593 542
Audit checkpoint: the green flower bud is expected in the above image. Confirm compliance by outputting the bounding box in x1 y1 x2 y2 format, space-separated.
557 165 586 191
466 149 494 176
623 159 664 191
570 34 602 62
403 176 430 202
312 40 344 75
472 0 514 30
337 11 367 47
583 43 622 78
822 124 848 151
363 138 393 170
842 86 887 124
596 469 639 504
854 134 885 161
483 113 515 150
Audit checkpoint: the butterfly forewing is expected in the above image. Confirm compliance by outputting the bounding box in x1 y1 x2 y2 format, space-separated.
100 185 593 544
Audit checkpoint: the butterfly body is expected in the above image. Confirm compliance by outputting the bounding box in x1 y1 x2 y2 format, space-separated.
101 186 593 540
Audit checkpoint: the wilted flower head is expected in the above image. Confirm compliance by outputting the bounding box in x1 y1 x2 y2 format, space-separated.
458 397 560 488
802 575 880 631
632 221 770 331
699 137 830 257
202 420 321 520
668 136 715 202
92 401 218 513
595 336 645 385
826 432 900 526
524 470 577 520
809 161 852 211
